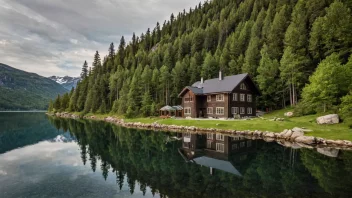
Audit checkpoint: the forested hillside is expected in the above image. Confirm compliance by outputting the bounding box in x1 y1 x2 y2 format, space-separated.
0 63 67 110
51 0 352 119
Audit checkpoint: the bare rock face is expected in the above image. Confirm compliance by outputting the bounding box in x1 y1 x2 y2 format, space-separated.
317 148 339 158
316 114 339 124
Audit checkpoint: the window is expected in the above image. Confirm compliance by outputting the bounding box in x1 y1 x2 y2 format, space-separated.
247 94 252 102
207 95 211 102
231 107 239 114
240 83 246 90
216 107 224 115
233 137 240 141
207 133 213 140
216 143 225 153
184 96 193 103
216 94 224 101
184 132 191 137
240 142 245 148
207 141 212 149
216 134 224 141
232 144 238 150
233 93 238 101
207 107 213 114
240 94 245 102
240 107 245 114
247 107 252 115
247 140 252 147
184 107 191 115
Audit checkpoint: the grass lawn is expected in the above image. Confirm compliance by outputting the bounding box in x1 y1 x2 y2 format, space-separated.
123 108 352 141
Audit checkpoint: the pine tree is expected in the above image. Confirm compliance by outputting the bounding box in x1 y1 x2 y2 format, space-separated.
257 44 281 108
201 53 218 79
309 1 352 60
92 51 101 74
54 95 61 111
108 42 115 59
48 99 54 112
80 61 88 79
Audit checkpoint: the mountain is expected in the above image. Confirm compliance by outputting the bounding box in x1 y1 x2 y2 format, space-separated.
48 76 80 90
0 63 67 110
53 0 352 117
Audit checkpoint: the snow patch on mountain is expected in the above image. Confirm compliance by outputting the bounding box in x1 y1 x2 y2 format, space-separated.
48 76 80 90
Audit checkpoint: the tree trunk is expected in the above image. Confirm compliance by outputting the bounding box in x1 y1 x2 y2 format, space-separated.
292 82 296 106
289 84 293 106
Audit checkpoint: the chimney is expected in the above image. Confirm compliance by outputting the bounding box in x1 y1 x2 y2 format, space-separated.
198 77 204 88
219 71 223 80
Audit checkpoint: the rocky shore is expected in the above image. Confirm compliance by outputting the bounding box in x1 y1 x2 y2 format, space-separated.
49 112 352 150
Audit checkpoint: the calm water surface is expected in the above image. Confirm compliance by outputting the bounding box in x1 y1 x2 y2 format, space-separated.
1 112 352 198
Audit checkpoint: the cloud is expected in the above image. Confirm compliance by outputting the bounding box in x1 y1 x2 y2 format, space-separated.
0 0 202 77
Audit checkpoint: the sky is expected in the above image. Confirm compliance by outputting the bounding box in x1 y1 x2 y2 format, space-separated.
0 0 201 77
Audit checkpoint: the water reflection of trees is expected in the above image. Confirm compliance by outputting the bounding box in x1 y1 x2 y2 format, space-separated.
48 117 352 198
0 113 61 154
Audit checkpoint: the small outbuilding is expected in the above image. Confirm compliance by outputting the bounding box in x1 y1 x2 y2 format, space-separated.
159 105 183 117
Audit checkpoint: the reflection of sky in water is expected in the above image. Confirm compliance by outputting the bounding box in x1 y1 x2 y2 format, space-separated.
0 141 158 198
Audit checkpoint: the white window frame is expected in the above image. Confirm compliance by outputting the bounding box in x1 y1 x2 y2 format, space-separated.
240 83 246 90
207 107 213 115
233 93 238 101
216 143 225 153
207 133 213 140
231 107 239 115
207 140 212 149
184 107 191 115
240 107 245 114
240 94 245 102
247 107 252 115
216 134 224 141
184 96 193 103
247 94 252 102
207 95 211 102
216 107 224 115
216 94 224 101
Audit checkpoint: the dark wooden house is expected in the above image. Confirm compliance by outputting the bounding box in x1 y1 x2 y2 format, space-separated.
178 72 260 118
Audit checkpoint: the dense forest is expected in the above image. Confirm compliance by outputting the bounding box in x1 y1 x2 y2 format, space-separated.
49 117 352 197
50 0 352 119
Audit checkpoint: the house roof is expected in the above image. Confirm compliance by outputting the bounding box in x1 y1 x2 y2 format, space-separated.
160 105 183 111
178 73 260 97
192 156 242 177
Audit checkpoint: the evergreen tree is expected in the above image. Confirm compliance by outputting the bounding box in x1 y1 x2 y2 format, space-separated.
81 61 88 79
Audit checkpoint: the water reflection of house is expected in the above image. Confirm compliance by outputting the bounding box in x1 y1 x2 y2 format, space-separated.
180 132 263 176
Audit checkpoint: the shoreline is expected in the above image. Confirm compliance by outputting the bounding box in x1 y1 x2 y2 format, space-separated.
48 112 352 150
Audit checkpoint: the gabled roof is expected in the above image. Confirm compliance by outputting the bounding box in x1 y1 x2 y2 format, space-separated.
192 156 242 177
179 73 260 97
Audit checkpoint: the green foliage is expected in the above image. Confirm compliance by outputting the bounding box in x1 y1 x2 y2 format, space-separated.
300 53 352 113
0 63 67 110
51 0 351 117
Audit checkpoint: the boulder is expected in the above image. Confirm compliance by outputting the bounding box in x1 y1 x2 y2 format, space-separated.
317 148 339 158
284 112 294 117
283 130 293 139
290 131 305 140
295 136 316 145
316 114 339 124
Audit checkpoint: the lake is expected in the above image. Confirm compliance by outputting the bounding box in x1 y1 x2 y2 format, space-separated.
0 112 352 198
